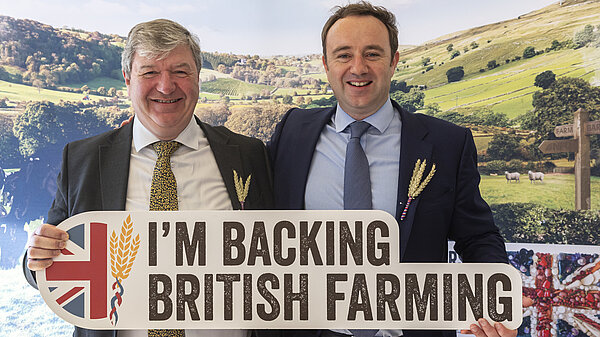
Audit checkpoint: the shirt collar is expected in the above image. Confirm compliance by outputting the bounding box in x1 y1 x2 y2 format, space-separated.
334 99 395 134
132 116 201 152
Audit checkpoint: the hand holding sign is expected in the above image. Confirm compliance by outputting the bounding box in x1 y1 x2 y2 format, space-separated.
461 318 516 337
27 223 69 271
36 210 522 330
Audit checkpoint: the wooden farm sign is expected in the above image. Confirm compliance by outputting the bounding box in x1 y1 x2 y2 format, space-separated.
554 120 600 137
36 210 523 330
540 108 597 209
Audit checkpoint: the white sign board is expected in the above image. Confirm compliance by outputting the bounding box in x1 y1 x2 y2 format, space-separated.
37 210 522 330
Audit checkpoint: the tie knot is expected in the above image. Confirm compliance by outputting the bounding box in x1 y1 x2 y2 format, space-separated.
153 141 181 158
349 121 370 139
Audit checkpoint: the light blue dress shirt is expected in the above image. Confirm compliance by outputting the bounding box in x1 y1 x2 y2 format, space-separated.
305 99 401 220
305 99 403 336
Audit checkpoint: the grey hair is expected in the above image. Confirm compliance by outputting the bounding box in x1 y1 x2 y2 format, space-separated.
121 19 202 78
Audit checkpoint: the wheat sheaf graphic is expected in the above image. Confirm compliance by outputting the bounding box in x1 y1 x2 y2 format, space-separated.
109 215 140 326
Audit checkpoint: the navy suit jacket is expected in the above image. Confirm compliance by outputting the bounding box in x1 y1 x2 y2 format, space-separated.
23 117 274 337
266 101 508 337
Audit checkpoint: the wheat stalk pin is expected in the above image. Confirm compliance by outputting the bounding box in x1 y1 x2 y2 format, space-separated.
233 170 251 210
108 215 140 325
400 159 436 221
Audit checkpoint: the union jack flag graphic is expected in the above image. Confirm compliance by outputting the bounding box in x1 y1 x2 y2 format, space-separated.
44 222 108 320
509 249 600 337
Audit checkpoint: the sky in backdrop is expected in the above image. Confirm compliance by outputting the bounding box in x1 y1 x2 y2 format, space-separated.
0 0 558 56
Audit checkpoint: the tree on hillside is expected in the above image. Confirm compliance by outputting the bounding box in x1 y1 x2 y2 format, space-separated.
446 44 454 52
424 103 441 116
12 101 122 159
486 133 523 161
450 50 460 60
526 77 600 146
32 79 43 93
487 60 498 70
390 88 424 113
436 108 510 128
523 46 536 59
534 70 556 89
549 40 561 51
389 80 409 93
470 41 479 49
421 57 431 66
196 103 231 126
282 95 293 105
446 66 464 83
573 24 596 48
224 103 290 142
0 116 23 167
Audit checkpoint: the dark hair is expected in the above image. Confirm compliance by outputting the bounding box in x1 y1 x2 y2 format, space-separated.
321 1 398 62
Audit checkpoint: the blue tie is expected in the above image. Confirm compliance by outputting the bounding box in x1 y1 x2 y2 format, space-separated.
349 329 379 337
344 121 372 210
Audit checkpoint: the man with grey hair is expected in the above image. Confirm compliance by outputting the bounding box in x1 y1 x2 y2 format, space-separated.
24 19 273 337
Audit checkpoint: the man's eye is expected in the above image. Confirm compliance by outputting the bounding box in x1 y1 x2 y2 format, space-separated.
142 71 158 77
366 52 381 58
174 71 189 76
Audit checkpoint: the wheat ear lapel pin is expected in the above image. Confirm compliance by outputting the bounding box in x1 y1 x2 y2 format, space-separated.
400 159 436 221
233 169 251 210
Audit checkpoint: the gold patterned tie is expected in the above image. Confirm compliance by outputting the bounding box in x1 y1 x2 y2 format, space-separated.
148 141 184 337
149 141 181 211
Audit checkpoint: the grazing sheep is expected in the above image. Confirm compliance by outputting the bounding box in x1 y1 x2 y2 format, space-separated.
504 171 520 183
528 170 544 183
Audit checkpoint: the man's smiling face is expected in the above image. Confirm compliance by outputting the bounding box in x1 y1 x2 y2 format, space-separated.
124 44 199 140
323 15 399 120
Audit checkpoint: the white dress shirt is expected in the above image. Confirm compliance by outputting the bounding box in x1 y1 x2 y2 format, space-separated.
119 117 246 337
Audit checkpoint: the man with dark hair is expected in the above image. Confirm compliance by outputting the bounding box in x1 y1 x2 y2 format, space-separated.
24 19 273 337
268 2 514 337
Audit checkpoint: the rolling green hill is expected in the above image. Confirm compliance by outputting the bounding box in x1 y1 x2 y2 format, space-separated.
0 79 106 103
200 78 273 98
394 0 600 118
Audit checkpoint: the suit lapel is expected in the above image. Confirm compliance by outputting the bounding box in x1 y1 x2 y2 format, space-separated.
291 107 336 209
394 102 432 260
198 118 245 209
99 121 133 211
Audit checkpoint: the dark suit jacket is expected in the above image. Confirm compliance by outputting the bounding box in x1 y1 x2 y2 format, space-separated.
23 117 274 337
266 101 508 337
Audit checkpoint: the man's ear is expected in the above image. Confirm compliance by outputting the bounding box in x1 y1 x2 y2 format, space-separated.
391 51 400 68
322 55 329 72
123 70 130 86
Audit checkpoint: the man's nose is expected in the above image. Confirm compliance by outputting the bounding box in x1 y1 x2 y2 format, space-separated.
156 72 176 94
350 56 368 75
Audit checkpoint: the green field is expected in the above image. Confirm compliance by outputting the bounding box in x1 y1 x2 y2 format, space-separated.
66 76 125 90
480 174 600 210
198 92 222 100
0 79 106 103
200 78 273 97
422 48 600 119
